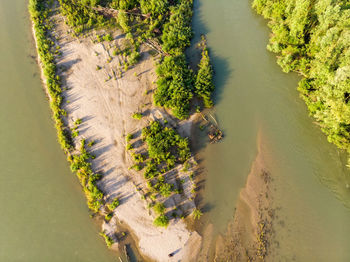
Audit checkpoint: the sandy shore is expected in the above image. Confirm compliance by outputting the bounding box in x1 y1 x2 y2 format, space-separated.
34 6 202 262
214 132 275 261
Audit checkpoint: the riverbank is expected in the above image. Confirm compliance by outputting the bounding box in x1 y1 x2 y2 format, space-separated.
30 1 202 261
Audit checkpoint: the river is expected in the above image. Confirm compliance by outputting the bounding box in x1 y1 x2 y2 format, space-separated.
0 1 117 261
2 0 350 261
193 0 350 261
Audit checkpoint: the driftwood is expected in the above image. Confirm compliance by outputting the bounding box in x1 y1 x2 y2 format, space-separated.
200 113 224 143
208 125 223 143
145 39 167 55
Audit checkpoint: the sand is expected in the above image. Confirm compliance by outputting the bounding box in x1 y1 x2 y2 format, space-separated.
214 132 275 261
34 6 202 262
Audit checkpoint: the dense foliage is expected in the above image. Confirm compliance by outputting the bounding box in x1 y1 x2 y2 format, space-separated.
253 0 350 157
154 55 194 119
161 0 193 55
195 38 214 108
142 121 190 167
59 0 106 33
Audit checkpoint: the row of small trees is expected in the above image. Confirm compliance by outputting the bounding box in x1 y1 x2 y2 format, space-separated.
29 0 106 214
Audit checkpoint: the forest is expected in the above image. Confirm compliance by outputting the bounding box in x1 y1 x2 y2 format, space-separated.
253 0 350 161
57 0 215 119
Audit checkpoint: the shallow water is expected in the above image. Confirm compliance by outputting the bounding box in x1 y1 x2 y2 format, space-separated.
193 0 350 260
0 1 117 261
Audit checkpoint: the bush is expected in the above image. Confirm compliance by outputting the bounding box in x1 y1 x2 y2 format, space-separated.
153 215 169 227
99 232 113 248
126 133 134 142
105 212 113 222
192 208 202 220
103 33 113 41
107 198 120 210
153 202 165 215
132 112 142 120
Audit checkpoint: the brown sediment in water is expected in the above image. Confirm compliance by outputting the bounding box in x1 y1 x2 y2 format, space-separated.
214 131 275 261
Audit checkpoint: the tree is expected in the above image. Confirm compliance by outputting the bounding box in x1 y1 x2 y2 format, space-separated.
195 44 214 108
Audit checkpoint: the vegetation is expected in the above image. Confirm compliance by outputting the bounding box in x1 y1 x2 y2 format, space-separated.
107 197 120 210
252 0 350 163
29 0 104 214
105 212 113 222
99 231 114 248
126 133 133 142
29 0 73 152
154 55 194 119
142 121 191 169
192 208 202 220
58 0 107 33
195 37 214 108
153 214 169 227
153 202 165 215
57 0 214 119
132 112 143 120
126 121 194 224
69 139 104 212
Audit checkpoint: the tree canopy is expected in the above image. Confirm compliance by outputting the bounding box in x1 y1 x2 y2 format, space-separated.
253 0 350 158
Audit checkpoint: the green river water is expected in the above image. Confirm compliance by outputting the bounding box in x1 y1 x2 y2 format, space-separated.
193 0 350 261
0 1 117 261
1 0 350 261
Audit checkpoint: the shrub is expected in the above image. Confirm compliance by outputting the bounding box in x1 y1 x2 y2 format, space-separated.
130 164 142 171
99 232 113 248
126 133 133 142
103 33 113 41
153 215 169 227
107 198 120 210
132 112 142 120
192 208 202 220
105 212 113 222
74 118 82 125
153 202 165 215
132 153 145 163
